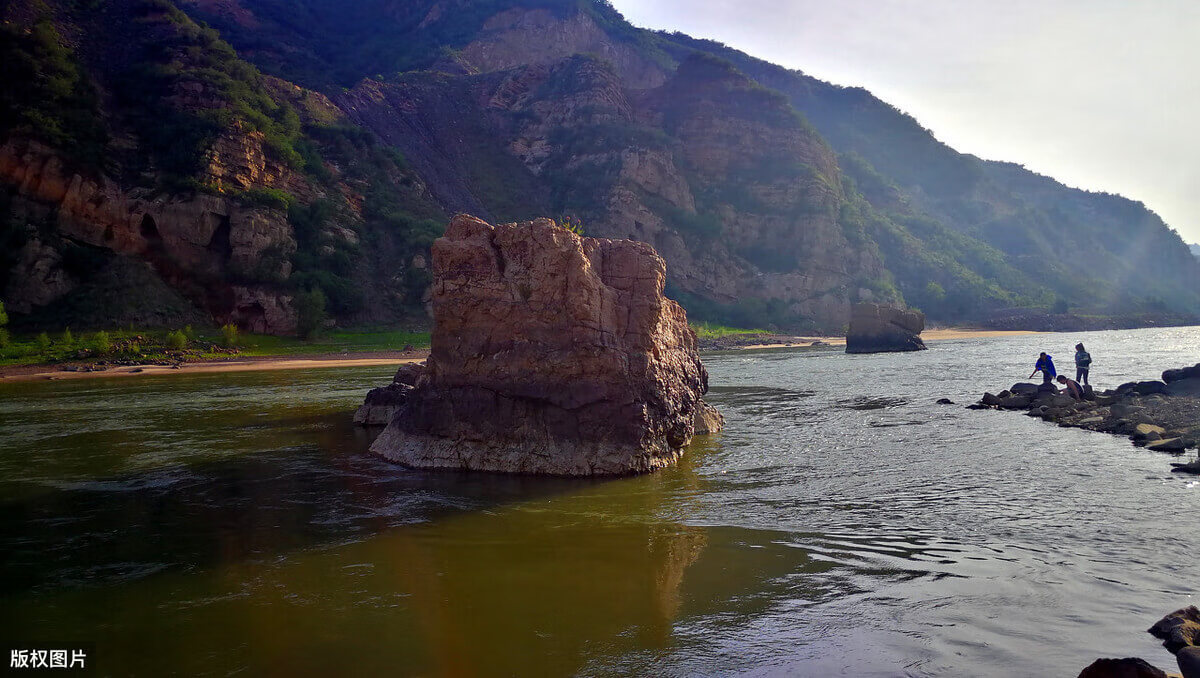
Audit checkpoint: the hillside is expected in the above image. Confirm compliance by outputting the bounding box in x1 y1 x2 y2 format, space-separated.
2 0 1198 334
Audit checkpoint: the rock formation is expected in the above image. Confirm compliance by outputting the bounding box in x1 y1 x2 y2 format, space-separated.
1077 606 1200 678
970 365 1200 474
368 214 720 476
845 303 926 354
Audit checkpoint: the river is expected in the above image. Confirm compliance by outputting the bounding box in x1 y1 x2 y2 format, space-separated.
1 326 1198 676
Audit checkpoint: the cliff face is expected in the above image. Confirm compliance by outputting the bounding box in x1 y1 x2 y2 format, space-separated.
0 0 445 332
338 51 892 329
4 0 1198 333
1 138 297 331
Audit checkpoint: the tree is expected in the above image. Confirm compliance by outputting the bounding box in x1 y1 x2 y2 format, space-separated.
295 287 327 339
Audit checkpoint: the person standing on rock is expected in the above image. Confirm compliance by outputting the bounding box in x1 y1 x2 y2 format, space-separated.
1074 343 1091 386
1029 352 1057 384
1056 375 1085 401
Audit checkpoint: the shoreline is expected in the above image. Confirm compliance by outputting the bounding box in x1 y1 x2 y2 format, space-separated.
1 328 1042 384
0 351 430 384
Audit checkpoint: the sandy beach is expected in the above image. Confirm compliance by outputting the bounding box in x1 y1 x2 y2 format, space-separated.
0 351 429 384
0 328 1041 384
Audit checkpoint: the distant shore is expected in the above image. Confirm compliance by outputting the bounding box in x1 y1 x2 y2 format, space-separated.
0 328 1019 383
0 328 1050 383
701 327 1040 351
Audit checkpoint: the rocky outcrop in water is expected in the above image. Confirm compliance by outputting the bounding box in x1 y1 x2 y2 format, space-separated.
971 364 1200 472
367 214 720 476
1078 606 1200 678
845 303 926 354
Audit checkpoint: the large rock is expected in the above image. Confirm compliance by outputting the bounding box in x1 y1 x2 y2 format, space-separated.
369 215 714 476
1150 607 1200 678
1163 364 1200 384
845 303 926 354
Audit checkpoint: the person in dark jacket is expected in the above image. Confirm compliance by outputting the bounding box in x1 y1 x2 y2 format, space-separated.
1074 343 1091 385
1029 352 1057 383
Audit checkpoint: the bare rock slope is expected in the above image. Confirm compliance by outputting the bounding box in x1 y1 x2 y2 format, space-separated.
370 214 718 476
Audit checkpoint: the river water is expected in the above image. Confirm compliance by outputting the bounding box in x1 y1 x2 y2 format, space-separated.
1 327 1198 676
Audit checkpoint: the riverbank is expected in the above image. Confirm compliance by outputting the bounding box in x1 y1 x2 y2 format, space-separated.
0 327 1045 382
0 350 430 383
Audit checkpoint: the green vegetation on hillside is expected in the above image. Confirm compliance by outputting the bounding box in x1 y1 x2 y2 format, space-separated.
0 18 107 165
118 0 305 184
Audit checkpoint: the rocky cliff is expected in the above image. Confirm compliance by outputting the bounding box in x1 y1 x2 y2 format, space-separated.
370 214 716 475
4 0 1198 334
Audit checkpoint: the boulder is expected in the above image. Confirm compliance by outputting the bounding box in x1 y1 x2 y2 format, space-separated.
1077 658 1173 678
981 392 1003 407
1148 438 1187 453
1010 382 1040 396
1149 607 1200 678
392 362 427 387
353 382 414 426
844 303 926 354
1134 424 1167 441
999 394 1033 409
693 400 725 434
1163 364 1200 384
368 215 714 476
936 398 954 405
1117 380 1169 396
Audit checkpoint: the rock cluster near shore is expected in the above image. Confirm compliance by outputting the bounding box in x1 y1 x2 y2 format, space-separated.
971 362 1200 471
845 303 926 354
1079 606 1200 678
363 214 721 476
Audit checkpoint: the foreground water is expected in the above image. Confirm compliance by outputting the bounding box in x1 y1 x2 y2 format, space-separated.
1 327 1198 676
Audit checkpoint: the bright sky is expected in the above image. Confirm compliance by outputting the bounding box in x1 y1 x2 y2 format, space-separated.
609 0 1200 244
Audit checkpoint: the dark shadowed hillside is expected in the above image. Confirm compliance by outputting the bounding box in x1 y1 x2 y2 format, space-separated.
2 0 1197 333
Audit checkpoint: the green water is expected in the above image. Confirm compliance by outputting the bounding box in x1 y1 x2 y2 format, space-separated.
3 327 1200 676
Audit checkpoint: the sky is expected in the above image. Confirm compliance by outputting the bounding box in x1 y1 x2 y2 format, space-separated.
608 0 1200 244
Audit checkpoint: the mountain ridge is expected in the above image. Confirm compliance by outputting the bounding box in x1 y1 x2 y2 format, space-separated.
2 0 1197 333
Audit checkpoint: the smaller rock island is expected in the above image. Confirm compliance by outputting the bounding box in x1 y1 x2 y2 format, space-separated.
845 302 927 354
365 214 720 476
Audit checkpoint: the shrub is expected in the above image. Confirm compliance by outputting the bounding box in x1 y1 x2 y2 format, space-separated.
165 330 187 350
220 323 239 348
295 288 327 339
0 328 8 348
183 325 194 339
60 328 74 348
0 300 7 327
35 332 51 352
93 331 111 353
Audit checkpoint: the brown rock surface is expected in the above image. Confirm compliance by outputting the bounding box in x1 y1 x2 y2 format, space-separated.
369 214 714 475
0 138 298 332
845 303 927 354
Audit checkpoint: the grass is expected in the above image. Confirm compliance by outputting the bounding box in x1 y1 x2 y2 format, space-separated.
236 329 431 356
0 327 431 368
690 322 768 340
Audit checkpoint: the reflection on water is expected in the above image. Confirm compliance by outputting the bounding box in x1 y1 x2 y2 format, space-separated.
1 326 1199 676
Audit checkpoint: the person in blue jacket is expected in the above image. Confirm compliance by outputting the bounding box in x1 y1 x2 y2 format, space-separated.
1029 352 1057 384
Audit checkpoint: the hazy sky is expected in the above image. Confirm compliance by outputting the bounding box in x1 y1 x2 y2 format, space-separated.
609 0 1200 244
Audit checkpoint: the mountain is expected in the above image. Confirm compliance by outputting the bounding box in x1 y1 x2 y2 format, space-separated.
2 0 1198 333
1191 243 1200 259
